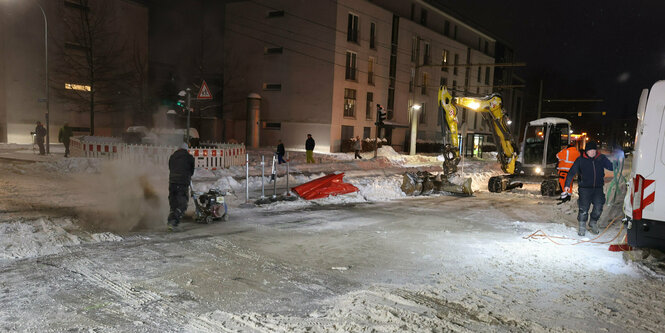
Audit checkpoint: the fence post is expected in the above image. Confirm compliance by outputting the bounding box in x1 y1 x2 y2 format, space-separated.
260 155 265 199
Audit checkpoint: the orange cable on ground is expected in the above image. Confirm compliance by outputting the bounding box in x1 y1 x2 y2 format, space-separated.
523 217 624 246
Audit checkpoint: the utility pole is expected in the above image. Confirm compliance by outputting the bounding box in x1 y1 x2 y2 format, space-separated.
185 88 191 145
537 80 543 119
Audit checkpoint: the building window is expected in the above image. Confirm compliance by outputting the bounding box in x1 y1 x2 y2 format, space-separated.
437 103 442 126
347 13 359 43
419 103 427 124
485 67 491 85
423 42 431 65
65 83 91 91
454 26 458 40
345 51 357 81
409 68 415 92
411 36 417 62
420 8 427 26
370 22 376 49
267 10 284 18
477 66 481 82
65 42 89 52
485 41 489 54
421 72 428 95
452 80 457 91
344 88 356 118
368 57 375 85
363 127 371 139
264 47 283 54
440 76 447 87
444 21 450 36
341 125 354 140
264 122 281 129
366 92 373 120
453 54 459 75
263 83 282 91
441 50 448 72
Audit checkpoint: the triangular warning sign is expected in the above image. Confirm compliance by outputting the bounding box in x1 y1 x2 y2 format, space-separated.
197 80 213 100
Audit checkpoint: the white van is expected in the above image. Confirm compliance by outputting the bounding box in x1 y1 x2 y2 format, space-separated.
624 81 665 250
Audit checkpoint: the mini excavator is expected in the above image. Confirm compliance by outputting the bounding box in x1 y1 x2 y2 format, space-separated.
402 86 569 196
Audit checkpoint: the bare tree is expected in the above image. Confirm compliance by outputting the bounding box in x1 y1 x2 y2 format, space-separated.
54 0 140 135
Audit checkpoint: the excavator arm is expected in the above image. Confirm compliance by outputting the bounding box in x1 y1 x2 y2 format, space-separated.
438 86 461 175
450 88 519 174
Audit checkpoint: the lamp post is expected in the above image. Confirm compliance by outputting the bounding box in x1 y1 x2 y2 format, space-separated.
409 104 421 155
33 2 49 153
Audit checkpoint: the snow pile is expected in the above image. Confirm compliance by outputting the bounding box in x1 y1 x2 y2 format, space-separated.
349 175 406 201
0 218 122 261
449 159 503 192
35 157 102 174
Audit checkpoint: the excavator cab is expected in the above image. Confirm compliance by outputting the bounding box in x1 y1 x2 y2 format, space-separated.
518 118 571 177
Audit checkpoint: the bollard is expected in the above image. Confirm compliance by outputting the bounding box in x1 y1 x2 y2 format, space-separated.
272 156 277 199
261 155 266 198
286 152 289 195
245 153 249 203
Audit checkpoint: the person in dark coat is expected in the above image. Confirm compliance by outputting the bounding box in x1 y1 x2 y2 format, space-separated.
276 139 286 164
305 134 315 163
564 141 614 236
353 136 363 159
34 121 47 155
167 142 195 230
58 122 73 157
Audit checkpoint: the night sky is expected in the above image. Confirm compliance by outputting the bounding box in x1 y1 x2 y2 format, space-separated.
433 0 665 137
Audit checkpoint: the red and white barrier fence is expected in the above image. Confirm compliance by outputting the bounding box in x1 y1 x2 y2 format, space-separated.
70 137 245 169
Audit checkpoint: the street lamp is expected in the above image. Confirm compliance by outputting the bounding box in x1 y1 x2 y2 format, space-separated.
4 0 49 148
409 104 421 155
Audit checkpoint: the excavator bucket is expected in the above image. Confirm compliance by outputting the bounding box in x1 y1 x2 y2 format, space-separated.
401 171 472 196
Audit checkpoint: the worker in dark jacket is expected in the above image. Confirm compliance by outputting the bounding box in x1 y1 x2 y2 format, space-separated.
58 122 73 157
276 139 286 164
167 142 195 231
305 134 315 163
564 141 613 236
34 121 47 155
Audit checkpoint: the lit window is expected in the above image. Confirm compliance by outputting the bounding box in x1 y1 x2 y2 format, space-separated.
345 51 357 81
344 88 356 118
65 83 91 91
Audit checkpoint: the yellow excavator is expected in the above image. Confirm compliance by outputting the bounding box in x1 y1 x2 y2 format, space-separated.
402 85 569 196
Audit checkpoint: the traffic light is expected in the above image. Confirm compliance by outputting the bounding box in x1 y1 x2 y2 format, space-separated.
375 104 387 126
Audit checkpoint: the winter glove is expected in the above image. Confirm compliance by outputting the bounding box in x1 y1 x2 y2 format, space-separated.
556 192 571 205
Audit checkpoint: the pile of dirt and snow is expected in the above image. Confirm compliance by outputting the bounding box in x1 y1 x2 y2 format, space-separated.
0 217 122 261
35 157 102 174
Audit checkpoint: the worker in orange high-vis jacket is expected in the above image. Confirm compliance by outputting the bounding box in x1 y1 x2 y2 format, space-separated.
556 142 580 201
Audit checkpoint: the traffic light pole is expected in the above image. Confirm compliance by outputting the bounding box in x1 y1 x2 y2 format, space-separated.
185 88 191 145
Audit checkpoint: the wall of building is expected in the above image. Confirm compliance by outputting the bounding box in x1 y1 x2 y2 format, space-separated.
224 0 338 152
0 0 148 144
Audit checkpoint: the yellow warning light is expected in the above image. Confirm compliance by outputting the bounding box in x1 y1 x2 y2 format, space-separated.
578 112 582 116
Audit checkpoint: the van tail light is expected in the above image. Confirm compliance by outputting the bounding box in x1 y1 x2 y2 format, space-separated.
632 174 655 220
632 175 644 220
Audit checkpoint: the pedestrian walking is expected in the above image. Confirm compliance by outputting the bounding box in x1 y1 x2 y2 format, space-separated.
353 136 363 159
34 121 47 155
58 122 73 157
556 142 580 202
564 141 613 236
276 139 286 164
167 142 195 231
305 134 315 163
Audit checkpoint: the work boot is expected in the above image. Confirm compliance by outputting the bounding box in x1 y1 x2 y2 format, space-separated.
589 220 599 235
578 221 586 237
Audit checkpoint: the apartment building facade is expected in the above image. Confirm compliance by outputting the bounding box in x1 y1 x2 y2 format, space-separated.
0 0 148 144
224 0 498 153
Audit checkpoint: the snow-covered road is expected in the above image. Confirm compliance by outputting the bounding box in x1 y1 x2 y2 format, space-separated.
1 147 663 332
2 192 664 332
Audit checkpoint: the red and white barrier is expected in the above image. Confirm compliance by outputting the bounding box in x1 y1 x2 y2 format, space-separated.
70 137 245 169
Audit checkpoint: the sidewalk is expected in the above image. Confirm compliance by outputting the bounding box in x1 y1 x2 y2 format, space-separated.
0 144 67 163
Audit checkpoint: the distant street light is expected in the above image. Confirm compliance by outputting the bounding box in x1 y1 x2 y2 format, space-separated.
409 104 422 155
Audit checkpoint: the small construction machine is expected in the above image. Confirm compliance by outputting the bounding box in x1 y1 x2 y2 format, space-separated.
402 86 571 196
